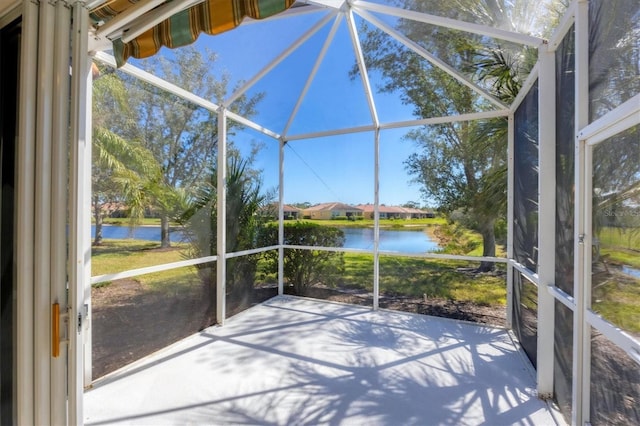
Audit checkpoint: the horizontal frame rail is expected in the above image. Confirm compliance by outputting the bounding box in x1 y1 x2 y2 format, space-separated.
90 256 217 285
509 260 540 286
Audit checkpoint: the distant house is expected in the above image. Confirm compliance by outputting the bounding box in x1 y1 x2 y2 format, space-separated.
92 202 126 218
261 203 303 220
283 204 303 220
302 202 364 220
355 204 436 219
356 204 404 219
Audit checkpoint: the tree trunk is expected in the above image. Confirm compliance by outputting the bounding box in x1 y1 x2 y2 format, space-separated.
478 219 496 272
93 201 103 246
160 214 171 248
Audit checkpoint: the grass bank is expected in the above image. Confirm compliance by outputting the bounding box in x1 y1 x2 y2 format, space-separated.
91 240 200 294
343 253 506 306
91 238 505 307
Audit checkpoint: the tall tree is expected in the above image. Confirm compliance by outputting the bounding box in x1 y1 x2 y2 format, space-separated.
125 46 264 248
92 69 161 246
358 0 560 270
92 128 161 245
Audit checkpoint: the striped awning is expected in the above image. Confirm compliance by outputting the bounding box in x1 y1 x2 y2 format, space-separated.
91 0 296 67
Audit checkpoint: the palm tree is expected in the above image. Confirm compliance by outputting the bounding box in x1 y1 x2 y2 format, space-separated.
180 155 273 322
92 127 161 246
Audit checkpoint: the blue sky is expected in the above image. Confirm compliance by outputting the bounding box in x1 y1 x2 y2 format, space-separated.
176 9 427 206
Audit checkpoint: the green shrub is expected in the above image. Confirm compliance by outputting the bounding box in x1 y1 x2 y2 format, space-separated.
257 222 345 295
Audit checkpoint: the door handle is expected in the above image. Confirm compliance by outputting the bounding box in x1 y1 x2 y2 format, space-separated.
52 303 60 358
52 303 69 358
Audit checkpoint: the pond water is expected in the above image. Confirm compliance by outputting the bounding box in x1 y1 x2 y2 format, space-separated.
340 227 439 253
621 265 640 279
92 225 187 242
93 225 440 253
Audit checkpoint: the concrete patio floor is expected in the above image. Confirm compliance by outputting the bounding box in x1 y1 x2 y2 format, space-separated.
84 296 560 425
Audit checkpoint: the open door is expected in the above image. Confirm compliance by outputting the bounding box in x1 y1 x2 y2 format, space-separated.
4 2 92 423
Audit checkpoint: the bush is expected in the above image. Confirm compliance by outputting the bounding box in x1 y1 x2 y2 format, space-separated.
257 222 345 295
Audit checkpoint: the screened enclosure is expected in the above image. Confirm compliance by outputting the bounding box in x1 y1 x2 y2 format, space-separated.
71 0 640 425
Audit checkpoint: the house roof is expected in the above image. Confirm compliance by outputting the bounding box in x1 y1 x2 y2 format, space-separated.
303 202 363 212
283 204 303 213
356 204 432 214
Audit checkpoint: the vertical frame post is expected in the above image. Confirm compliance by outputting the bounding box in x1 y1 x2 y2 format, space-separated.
537 41 556 399
573 1 590 423
506 113 514 329
69 1 92 423
34 1 55 422
216 108 227 324
278 139 285 296
51 2 71 425
373 128 380 310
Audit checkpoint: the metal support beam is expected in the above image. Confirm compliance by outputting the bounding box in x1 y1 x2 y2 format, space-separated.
537 41 556 399
345 9 379 127
226 11 336 106
372 129 380 310
34 1 55 421
506 112 514 329
278 139 285 296
283 14 343 138
353 1 544 47
51 2 72 425
69 1 93 423
573 1 590 423
355 8 508 110
217 109 228 324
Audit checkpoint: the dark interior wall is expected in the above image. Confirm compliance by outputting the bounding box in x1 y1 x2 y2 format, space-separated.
0 16 20 426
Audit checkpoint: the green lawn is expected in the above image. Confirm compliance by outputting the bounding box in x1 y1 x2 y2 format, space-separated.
596 226 640 268
91 238 505 306
342 253 506 306
91 235 639 333
590 227 640 333
91 240 202 295
592 273 640 334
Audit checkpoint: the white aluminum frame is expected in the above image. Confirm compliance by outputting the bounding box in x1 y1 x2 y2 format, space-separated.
216 108 228 324
536 41 556 399
506 112 514 329
533 1 640 424
225 11 337 107
69 2 93 422
580 76 640 423
352 1 544 47
34 2 55 421
354 7 508 110
72 2 640 425
572 2 589 424
282 13 343 138
51 2 72 425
